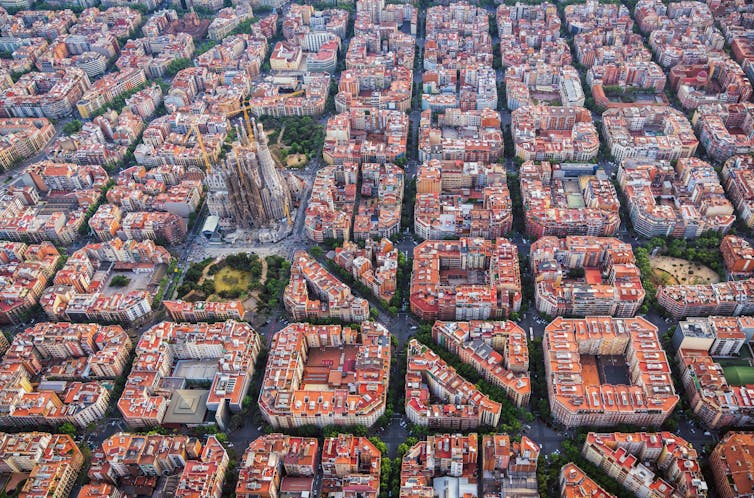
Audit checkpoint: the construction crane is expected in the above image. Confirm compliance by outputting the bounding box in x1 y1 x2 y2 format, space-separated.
182 124 212 173
284 201 292 226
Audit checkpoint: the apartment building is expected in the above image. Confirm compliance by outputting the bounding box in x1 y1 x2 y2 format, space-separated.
506 63 584 109
134 112 227 169
709 432 754 498
673 316 751 357
657 279 754 319
323 107 408 165
207 4 256 40
520 161 620 238
338 66 412 112
0 161 109 245
721 235 754 279
560 463 615 498
531 236 645 317
118 320 262 427
695 103 754 162
90 433 228 498
410 238 522 322
236 434 319 498
415 160 511 240
512 106 599 162
406 339 501 429
322 435 381 498
497 2 570 67
259 322 391 428
0 432 82 498
482 434 540 498
0 322 130 427
669 59 752 111
163 300 245 322
618 157 735 238
564 0 633 35
0 241 60 324
675 318 754 428
589 61 667 108
432 321 530 407
282 5 347 73
419 108 503 163
575 29 651 69
116 33 195 80
544 317 679 427
603 106 698 161
400 433 479 498
333 238 398 303
284 251 370 322
0 118 55 171
425 3 492 70
0 68 90 119
722 155 754 228
76 68 147 119
582 432 708 498
247 74 330 117
347 30 416 70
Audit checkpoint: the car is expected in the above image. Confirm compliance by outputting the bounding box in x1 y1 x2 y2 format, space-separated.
257 426 263 431
704 431 711 436
410 326 417 330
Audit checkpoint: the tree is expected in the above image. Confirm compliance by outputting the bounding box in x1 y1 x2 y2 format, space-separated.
62 120 82 135
109 275 131 287
59 422 76 436
214 432 229 444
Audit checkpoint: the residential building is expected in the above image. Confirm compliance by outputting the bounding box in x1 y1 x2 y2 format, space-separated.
520 161 620 238
721 235 754 279
722 155 754 228
400 434 479 498
236 434 319 498
259 322 391 428
0 161 109 244
0 241 60 324
406 340 501 429
560 463 615 498
410 238 522 321
497 3 570 67
482 434 540 498
89 433 228 498
512 106 599 162
0 322 131 427
415 160 511 240
76 68 148 119
675 317 754 428
0 118 55 171
323 108 408 165
419 108 503 163
544 317 679 427
163 300 245 322
505 63 584 109
118 320 262 427
531 236 645 317
432 320 530 407
322 435 381 498
0 432 82 498
333 238 398 303
247 74 330 117
669 59 752 110
338 66 413 112
284 251 370 322
709 432 754 498
657 279 754 319
695 103 754 162
582 432 708 498
603 106 698 161
0 68 90 119
618 157 735 238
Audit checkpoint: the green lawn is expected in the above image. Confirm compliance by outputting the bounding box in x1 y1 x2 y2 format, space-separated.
723 365 754 386
213 267 251 293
